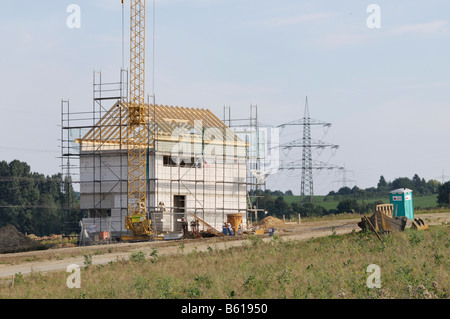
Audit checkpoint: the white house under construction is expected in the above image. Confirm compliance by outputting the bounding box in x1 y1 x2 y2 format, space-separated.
67 100 253 240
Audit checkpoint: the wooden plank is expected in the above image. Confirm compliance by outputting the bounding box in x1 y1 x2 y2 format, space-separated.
189 213 225 236
364 215 383 242
82 102 119 140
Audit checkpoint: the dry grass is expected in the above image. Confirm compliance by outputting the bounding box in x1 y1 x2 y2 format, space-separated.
1 225 448 299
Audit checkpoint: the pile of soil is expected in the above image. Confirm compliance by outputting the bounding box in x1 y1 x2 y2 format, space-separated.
0 225 44 254
256 216 285 229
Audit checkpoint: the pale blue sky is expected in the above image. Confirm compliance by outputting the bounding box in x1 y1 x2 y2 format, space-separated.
0 1 449 195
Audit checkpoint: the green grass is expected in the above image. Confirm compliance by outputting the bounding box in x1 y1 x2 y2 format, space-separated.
1 224 448 299
413 195 440 210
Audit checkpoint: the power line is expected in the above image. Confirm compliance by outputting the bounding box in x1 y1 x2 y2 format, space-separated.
333 164 357 189
434 169 450 184
277 96 340 204
279 159 343 171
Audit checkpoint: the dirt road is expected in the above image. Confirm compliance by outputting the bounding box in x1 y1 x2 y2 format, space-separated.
0 212 448 280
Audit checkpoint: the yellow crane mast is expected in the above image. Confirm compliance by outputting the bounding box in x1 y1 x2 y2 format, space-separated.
123 0 152 240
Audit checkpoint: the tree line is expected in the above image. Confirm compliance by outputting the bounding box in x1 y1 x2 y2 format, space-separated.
257 194 385 220
327 174 440 199
254 174 449 220
0 160 79 236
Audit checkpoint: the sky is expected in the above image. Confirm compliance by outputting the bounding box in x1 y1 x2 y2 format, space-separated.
0 0 449 195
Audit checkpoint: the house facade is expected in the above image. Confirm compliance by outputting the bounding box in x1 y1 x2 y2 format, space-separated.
76 102 248 240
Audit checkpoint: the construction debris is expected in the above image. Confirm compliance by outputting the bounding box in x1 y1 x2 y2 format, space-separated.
358 207 407 234
0 225 44 254
411 218 429 231
358 203 429 235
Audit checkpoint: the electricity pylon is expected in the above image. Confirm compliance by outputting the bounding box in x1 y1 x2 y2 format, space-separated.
278 97 338 204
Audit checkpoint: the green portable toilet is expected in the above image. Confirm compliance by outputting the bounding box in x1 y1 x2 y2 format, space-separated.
389 188 414 219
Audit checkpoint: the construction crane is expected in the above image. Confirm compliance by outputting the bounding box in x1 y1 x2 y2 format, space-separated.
122 0 153 241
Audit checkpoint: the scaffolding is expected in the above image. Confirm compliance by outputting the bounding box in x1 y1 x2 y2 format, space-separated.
223 104 268 223
61 70 266 243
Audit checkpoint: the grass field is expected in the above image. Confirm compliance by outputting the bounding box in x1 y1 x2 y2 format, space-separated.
1 224 448 299
284 194 439 212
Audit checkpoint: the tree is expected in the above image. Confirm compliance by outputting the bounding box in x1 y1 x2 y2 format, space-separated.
412 174 428 194
437 182 450 207
365 187 378 198
412 174 421 188
337 199 360 214
337 186 352 195
285 190 294 196
377 175 388 193
272 196 290 218
296 203 325 218
426 179 440 194
391 177 414 192
351 185 361 193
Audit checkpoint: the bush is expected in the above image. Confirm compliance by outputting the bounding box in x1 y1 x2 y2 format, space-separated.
337 199 360 214
130 250 146 263
83 254 92 266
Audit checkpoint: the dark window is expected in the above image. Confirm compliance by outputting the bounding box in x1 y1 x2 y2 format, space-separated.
163 155 202 168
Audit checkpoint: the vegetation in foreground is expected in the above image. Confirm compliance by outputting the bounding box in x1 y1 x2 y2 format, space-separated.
1 225 448 299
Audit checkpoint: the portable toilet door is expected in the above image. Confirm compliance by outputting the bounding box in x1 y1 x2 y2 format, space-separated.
390 188 414 220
